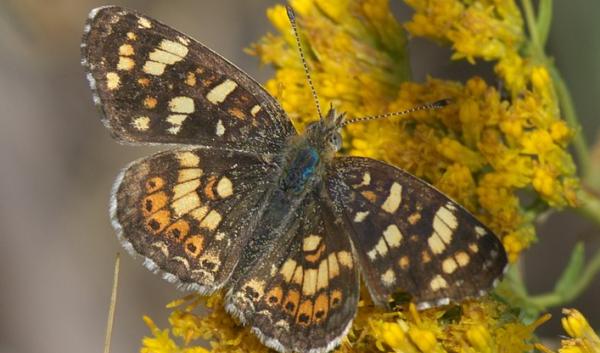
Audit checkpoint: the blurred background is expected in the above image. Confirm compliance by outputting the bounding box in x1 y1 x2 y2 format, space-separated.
0 1 598 353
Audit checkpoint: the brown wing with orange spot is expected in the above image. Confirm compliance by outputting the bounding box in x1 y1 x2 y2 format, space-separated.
112 147 276 294
224 194 359 353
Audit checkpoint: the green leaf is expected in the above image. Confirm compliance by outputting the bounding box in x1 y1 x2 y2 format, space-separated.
536 0 553 47
554 242 585 294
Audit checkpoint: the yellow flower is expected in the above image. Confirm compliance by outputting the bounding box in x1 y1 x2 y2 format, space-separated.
141 294 549 353
537 309 600 353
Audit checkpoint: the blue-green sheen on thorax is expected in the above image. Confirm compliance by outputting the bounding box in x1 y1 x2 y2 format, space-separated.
281 147 320 194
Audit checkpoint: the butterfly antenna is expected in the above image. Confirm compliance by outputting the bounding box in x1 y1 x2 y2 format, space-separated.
341 99 452 127
286 5 323 120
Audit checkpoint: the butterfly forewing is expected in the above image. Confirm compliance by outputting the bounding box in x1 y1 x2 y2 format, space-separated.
326 157 507 309
225 194 358 353
112 148 276 293
82 6 295 153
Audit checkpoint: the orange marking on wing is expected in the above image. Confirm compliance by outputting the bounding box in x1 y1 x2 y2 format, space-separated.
228 107 246 120
408 212 422 225
165 219 190 241
145 209 171 234
145 177 165 193
361 190 377 203
203 176 217 200
296 300 313 326
304 243 326 263
143 96 158 109
184 235 204 257
399 256 410 269
137 78 150 87
330 290 343 308
283 290 300 316
421 250 431 263
265 286 284 306
142 191 168 216
313 293 329 323
185 72 196 86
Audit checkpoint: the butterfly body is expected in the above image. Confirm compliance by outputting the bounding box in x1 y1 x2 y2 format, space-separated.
82 6 507 353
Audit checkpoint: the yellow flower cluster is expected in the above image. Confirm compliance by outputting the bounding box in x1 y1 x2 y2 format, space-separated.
141 293 550 353
250 0 579 262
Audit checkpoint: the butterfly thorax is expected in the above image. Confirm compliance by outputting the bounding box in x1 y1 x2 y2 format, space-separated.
279 108 344 195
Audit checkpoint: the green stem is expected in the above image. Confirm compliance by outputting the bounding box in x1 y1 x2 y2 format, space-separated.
527 248 600 309
521 0 543 55
576 189 600 229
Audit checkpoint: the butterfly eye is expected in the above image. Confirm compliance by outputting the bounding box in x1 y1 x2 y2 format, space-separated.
328 132 342 151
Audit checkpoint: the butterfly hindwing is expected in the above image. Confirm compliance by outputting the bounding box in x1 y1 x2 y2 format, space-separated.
112 147 276 293
82 6 295 153
326 156 507 309
225 195 359 353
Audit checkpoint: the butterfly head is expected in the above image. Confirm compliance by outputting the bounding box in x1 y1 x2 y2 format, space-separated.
304 107 345 155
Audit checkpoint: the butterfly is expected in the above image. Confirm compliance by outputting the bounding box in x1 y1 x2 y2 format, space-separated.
81 6 507 353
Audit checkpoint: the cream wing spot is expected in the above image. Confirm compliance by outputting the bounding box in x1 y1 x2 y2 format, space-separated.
166 114 187 135
171 193 200 217
359 172 371 186
118 56 135 71
430 275 448 291
118 44 134 56
381 268 396 286
280 259 297 282
381 182 402 214
292 265 303 284
337 251 353 268
316 259 328 290
190 206 209 222
177 152 200 167
475 226 487 238
302 269 318 296
442 257 458 274
149 50 182 65
215 120 225 136
159 39 188 58
142 60 165 75
206 79 238 104
137 17 152 28
172 179 200 200
353 210 369 223
455 251 470 267
468 243 479 253
250 104 261 117
383 224 403 248
428 234 446 254
131 116 150 131
200 210 222 230
106 72 120 90
328 252 340 278
431 205 458 248
169 97 195 114
302 235 322 252
216 177 233 198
